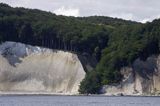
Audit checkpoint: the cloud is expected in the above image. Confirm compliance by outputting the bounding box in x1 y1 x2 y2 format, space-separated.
140 15 160 23
53 6 80 17
140 18 151 23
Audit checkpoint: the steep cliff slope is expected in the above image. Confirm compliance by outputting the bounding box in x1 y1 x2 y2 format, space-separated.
103 55 160 96
0 42 85 95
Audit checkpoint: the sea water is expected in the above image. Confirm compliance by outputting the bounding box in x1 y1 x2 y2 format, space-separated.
0 95 159 106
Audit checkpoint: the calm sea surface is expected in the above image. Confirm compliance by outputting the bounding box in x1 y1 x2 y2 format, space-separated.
0 95 159 106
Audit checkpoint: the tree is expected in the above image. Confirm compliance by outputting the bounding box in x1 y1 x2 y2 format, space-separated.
79 71 102 94
19 23 33 44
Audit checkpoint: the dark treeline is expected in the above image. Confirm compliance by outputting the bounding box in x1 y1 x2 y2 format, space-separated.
1 3 160 94
0 3 113 58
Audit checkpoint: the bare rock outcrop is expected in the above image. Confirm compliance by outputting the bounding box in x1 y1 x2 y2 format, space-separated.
103 55 160 96
0 42 85 95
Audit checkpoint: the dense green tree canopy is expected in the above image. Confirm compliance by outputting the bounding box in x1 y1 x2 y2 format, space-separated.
0 3 160 94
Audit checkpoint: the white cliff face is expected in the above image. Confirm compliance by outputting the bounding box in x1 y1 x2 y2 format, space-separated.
103 55 160 96
0 42 85 95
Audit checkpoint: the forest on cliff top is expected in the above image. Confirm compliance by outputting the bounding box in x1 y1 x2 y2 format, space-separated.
0 3 160 94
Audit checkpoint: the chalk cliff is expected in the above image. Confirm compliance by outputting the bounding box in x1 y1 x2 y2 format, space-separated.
103 55 160 96
0 42 85 95
1 41 160 96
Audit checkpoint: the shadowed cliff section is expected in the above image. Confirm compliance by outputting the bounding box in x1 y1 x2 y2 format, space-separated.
103 55 160 96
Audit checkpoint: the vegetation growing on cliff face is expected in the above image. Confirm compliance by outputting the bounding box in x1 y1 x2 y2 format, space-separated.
0 3 160 94
79 71 102 94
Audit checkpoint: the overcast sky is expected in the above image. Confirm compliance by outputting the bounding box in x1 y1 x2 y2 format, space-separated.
1 0 160 23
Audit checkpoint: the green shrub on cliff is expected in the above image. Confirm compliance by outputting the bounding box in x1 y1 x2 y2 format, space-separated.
79 71 102 94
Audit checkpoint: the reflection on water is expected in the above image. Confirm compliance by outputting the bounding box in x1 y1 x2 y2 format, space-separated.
0 95 159 106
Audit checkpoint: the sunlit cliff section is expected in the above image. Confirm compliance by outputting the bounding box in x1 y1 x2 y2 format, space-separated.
0 42 85 95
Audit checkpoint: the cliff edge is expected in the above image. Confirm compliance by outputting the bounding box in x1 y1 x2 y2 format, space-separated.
0 42 85 95
103 55 160 96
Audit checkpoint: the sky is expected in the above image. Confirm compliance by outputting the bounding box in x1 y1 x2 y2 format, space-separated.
1 0 160 23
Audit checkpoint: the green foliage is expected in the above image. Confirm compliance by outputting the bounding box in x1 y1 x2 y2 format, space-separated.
0 3 113 57
79 71 102 94
1 3 160 94
78 16 138 27
79 21 160 93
